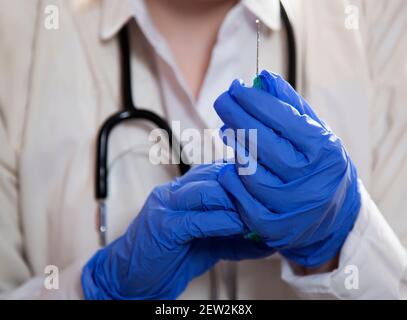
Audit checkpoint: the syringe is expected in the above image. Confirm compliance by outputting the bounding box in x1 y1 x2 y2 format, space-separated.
253 19 263 89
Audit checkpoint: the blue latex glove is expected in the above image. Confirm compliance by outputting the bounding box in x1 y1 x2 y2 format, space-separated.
82 164 273 299
214 70 361 268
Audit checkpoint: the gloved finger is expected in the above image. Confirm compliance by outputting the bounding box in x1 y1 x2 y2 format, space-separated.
238 161 287 212
215 92 309 180
221 123 316 181
227 138 347 214
258 71 325 127
218 165 336 249
228 80 327 158
225 133 261 178
217 165 280 242
238 157 344 212
164 180 236 211
171 163 226 189
230 134 349 212
168 210 247 244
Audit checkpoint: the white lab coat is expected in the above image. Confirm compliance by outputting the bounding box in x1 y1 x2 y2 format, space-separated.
0 0 407 299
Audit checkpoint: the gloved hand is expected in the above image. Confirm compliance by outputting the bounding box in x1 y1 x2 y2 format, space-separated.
82 164 274 299
214 70 361 268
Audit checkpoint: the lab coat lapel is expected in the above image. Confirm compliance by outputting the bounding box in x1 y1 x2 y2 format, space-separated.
299 0 371 185
98 0 166 118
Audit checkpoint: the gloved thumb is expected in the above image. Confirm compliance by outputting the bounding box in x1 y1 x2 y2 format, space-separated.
165 180 237 212
170 210 247 244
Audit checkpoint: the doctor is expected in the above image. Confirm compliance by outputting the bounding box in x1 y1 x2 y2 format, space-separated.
1 0 407 299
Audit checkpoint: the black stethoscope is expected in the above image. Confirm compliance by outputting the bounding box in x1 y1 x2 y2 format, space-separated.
95 1 296 248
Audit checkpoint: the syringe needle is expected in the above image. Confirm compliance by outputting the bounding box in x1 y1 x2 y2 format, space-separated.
253 19 262 89
256 19 260 77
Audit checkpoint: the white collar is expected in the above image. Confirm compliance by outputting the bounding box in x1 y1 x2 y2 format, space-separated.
99 0 282 40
